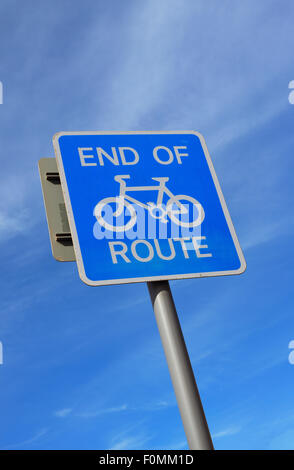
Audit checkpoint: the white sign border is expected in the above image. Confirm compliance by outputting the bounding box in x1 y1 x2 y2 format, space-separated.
53 130 246 286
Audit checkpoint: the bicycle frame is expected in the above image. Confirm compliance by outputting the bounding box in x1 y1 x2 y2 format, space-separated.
115 175 184 210
94 174 203 232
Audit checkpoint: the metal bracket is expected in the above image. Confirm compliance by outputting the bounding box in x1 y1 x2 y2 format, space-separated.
39 158 76 262
55 232 73 244
46 172 61 184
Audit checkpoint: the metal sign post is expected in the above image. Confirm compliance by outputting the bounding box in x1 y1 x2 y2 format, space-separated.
148 280 214 450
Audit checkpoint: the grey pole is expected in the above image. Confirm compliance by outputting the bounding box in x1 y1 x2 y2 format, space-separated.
147 280 214 450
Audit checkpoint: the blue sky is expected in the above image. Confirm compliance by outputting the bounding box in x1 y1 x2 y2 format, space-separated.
0 0 294 450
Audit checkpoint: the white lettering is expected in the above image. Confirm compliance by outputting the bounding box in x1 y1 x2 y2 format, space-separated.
118 147 139 165
108 237 212 263
192 236 212 257
131 240 154 262
79 145 189 167
173 237 190 258
78 147 96 166
109 241 131 263
153 146 174 165
154 239 175 260
97 147 119 166
174 145 189 164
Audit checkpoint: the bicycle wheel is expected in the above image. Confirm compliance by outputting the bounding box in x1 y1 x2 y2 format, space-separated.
166 195 205 228
94 196 137 232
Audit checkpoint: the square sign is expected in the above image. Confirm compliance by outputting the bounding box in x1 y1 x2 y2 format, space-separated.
53 131 246 286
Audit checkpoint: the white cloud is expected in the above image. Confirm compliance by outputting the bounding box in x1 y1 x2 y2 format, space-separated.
75 400 171 418
241 216 293 251
109 434 150 451
107 420 152 450
0 0 290 249
2 428 48 450
77 404 127 418
54 408 72 418
0 209 33 241
212 426 241 439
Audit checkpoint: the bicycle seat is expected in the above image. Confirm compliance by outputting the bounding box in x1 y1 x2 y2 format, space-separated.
114 174 131 182
151 177 169 183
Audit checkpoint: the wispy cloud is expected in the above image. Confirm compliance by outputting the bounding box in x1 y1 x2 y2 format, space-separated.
106 419 152 450
54 408 72 418
76 404 128 419
109 434 150 451
56 400 171 420
0 209 34 241
212 426 241 440
239 211 294 252
1 428 48 450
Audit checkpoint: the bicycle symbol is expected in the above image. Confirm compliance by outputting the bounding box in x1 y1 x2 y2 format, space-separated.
94 175 205 232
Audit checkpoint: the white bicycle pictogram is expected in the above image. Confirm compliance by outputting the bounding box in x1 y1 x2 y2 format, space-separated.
94 174 205 232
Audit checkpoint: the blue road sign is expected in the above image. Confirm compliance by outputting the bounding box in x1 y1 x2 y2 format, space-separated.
53 131 246 286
